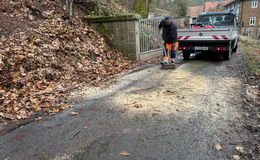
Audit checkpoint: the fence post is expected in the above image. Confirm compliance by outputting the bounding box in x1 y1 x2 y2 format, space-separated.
135 20 141 62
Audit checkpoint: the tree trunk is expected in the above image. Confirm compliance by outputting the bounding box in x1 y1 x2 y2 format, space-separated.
134 0 151 18
66 0 74 20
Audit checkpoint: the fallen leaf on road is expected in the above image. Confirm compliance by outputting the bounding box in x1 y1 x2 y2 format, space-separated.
0 125 5 132
235 146 244 153
133 104 143 108
70 130 81 139
120 152 130 156
215 144 223 150
232 155 240 160
34 117 43 121
83 125 88 129
71 112 79 116
119 108 129 113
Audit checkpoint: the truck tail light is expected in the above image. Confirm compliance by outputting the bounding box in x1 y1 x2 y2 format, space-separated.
192 26 202 29
215 47 226 51
204 26 214 28
179 46 188 51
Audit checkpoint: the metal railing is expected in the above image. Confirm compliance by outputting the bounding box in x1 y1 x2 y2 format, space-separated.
139 16 164 55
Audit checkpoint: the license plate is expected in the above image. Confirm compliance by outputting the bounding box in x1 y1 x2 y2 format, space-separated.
195 46 208 50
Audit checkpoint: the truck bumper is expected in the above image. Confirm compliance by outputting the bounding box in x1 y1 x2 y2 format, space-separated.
178 40 231 53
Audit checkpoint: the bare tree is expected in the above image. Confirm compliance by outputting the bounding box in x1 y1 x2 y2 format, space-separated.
66 0 74 19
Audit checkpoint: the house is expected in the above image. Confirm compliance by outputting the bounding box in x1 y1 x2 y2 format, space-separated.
204 1 223 12
188 0 232 18
224 0 260 39
154 8 173 17
188 6 204 18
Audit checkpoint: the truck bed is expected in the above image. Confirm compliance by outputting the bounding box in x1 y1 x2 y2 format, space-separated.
178 28 239 42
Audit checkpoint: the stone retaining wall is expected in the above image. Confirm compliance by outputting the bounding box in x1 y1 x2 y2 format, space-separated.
86 15 141 61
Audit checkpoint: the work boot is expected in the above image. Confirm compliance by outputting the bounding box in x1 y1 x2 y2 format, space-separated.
161 57 168 64
161 60 168 64
170 58 175 64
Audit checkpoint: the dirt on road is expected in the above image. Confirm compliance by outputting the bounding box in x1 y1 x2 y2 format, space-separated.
0 52 259 160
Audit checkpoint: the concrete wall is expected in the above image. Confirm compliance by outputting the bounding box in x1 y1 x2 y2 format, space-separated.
86 15 141 61
140 50 161 61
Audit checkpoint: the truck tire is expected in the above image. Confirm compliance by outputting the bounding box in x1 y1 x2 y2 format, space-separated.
223 44 232 60
232 37 239 53
183 51 191 60
232 44 238 53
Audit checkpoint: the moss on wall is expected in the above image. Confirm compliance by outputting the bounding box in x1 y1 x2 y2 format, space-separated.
95 23 106 34
134 0 149 17
86 15 140 23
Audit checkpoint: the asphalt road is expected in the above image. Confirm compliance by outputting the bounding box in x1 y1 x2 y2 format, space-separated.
0 53 253 160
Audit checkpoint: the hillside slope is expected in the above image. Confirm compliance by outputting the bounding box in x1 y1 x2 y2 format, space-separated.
0 0 135 122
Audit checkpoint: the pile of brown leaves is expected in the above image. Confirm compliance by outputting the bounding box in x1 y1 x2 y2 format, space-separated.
0 0 136 122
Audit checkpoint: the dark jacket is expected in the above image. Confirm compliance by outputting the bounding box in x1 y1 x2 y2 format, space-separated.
158 20 178 44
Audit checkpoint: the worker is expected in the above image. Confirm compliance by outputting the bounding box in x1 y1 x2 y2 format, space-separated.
158 17 178 64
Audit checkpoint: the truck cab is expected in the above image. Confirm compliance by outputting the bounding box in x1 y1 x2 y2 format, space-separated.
178 11 239 60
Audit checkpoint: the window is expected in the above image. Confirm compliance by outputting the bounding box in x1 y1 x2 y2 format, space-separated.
197 14 235 27
249 17 256 25
252 0 258 8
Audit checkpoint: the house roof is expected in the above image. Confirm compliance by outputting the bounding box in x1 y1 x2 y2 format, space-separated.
204 1 222 12
188 6 204 18
224 0 240 7
199 11 235 16
188 0 234 18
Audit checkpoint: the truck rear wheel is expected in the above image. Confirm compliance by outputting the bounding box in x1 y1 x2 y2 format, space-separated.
183 51 191 60
232 44 238 53
223 45 232 60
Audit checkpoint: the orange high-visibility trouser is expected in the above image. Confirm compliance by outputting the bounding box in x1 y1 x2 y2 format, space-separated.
163 42 178 58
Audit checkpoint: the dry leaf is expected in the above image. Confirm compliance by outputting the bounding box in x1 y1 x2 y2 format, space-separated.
28 14 34 21
35 105 42 111
133 104 143 108
19 66 25 73
120 152 130 156
0 125 5 132
71 112 79 116
215 144 222 151
232 155 240 160
0 0 135 123
235 146 244 153
34 117 43 121
83 125 88 129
